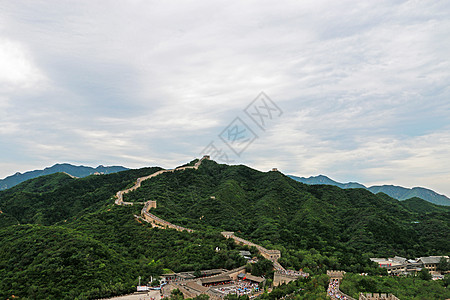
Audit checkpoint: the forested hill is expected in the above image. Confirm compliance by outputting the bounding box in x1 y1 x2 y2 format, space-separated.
0 163 128 191
400 197 450 214
0 159 449 299
289 174 450 206
124 160 449 257
0 167 159 225
0 166 249 299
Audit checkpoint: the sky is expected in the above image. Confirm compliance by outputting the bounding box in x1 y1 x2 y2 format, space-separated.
0 1 449 196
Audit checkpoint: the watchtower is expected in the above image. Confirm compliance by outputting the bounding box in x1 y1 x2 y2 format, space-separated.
221 232 235 239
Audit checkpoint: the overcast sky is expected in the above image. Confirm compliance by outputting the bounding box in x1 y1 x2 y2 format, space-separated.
1 1 449 196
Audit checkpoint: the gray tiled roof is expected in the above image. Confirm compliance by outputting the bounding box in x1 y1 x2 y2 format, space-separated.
418 257 442 264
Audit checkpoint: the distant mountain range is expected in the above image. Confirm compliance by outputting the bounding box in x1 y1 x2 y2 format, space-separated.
2 163 449 206
0 163 129 190
288 175 450 206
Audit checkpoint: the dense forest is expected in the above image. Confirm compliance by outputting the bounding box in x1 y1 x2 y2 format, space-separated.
125 160 449 258
0 159 449 299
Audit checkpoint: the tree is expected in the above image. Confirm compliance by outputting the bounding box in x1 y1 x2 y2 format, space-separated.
151 278 160 287
438 256 449 271
418 268 431 280
224 294 239 300
251 259 273 276
193 269 202 278
170 288 184 300
443 274 450 288
190 294 209 300
224 294 248 300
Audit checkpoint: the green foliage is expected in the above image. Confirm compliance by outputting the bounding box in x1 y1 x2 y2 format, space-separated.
0 224 135 300
401 197 450 214
0 206 247 299
151 278 160 286
3 172 75 194
0 212 19 227
418 268 432 280
0 204 245 299
438 256 449 271
444 274 450 288
170 288 184 300
0 166 249 299
193 269 202 277
224 294 249 300
0 167 161 226
339 273 450 299
258 275 329 299
125 160 449 266
0 160 448 299
250 259 273 276
188 294 210 300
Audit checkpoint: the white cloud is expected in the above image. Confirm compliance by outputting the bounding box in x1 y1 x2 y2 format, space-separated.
0 38 46 90
0 1 449 196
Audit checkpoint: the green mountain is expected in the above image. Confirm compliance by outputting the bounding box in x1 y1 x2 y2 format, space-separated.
288 175 450 206
0 159 449 299
0 167 247 299
288 175 366 189
0 163 128 191
368 185 450 206
124 160 449 257
400 197 450 214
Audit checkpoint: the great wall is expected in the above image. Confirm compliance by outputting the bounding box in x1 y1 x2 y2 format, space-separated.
327 271 400 300
113 156 290 264
114 157 401 299
113 156 306 280
114 156 209 231
327 270 356 300
220 231 311 286
221 232 309 286
115 156 207 206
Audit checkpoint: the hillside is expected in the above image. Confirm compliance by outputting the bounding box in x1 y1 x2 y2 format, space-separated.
124 160 449 258
289 175 450 206
0 163 128 191
288 175 366 189
0 168 247 299
0 168 158 225
368 185 450 206
400 197 450 214
0 159 449 299
0 224 133 299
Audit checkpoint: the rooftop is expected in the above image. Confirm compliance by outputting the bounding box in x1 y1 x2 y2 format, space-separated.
417 256 443 264
390 256 407 264
184 281 209 293
200 275 232 285
369 258 402 267
242 274 265 283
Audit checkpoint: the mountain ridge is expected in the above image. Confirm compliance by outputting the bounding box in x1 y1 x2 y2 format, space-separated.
1 158 449 299
288 174 450 206
0 163 129 191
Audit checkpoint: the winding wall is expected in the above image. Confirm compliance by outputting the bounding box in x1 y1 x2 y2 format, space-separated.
114 156 210 232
